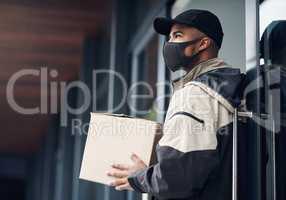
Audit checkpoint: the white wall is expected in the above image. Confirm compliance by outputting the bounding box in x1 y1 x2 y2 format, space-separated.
260 0 286 37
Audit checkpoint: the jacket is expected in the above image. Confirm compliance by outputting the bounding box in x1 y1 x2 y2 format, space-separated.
127 58 246 200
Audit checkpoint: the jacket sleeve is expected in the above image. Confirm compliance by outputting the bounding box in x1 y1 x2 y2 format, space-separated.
127 84 230 199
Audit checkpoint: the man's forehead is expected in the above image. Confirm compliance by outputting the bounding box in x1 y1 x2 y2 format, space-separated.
170 24 197 33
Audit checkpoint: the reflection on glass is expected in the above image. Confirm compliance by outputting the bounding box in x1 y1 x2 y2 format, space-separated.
247 19 286 200
261 21 286 200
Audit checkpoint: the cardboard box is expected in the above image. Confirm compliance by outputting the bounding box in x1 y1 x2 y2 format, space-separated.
79 113 162 185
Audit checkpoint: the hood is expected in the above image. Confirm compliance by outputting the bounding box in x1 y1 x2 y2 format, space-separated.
194 67 246 108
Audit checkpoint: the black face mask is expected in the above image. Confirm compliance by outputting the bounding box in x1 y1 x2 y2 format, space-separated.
163 37 204 71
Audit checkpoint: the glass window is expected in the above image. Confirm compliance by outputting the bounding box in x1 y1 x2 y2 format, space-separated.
134 35 159 120
259 1 286 200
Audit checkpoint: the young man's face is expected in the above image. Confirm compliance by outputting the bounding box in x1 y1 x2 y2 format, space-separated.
168 24 207 57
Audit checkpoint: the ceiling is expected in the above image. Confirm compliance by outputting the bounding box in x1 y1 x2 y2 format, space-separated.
0 0 111 154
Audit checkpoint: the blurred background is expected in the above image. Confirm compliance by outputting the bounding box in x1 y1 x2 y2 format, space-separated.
0 0 285 200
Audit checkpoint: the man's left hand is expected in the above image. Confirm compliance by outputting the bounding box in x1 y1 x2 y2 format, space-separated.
107 153 147 191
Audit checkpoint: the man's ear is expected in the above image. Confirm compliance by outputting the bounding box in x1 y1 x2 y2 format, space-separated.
198 37 211 51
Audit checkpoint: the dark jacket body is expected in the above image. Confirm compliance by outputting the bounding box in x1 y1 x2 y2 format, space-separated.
128 66 246 200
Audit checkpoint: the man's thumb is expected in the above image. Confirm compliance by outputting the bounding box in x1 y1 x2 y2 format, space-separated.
131 153 140 163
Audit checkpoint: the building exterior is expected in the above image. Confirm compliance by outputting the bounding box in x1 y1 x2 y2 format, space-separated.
0 0 285 200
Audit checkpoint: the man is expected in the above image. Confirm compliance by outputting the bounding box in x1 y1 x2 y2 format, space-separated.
107 9 245 200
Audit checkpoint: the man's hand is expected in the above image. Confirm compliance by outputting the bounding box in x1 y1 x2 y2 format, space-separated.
107 153 147 191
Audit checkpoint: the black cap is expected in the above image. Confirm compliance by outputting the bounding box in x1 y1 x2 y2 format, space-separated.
153 9 224 49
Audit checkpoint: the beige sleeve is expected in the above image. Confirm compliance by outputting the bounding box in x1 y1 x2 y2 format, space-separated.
159 83 233 153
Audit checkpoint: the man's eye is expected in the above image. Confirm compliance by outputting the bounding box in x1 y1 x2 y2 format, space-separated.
174 33 182 38
168 32 182 41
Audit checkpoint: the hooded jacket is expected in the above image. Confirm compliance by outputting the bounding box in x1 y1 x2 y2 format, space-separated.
127 58 246 200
